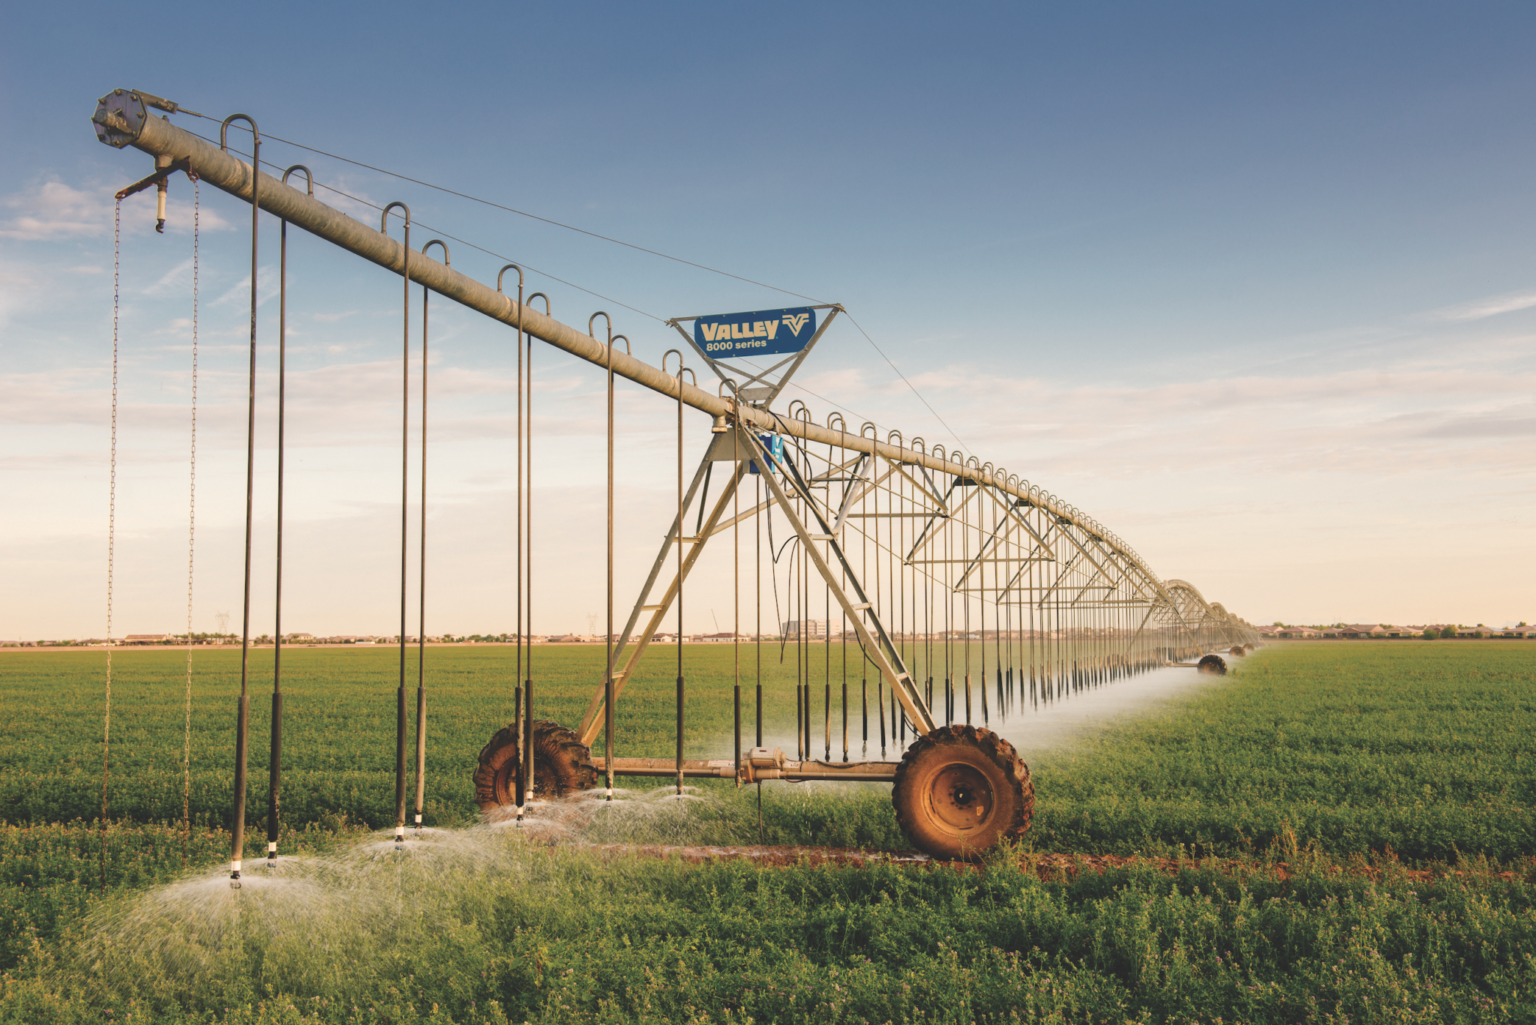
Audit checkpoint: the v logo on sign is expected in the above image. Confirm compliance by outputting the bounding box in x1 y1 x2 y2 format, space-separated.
782 313 810 336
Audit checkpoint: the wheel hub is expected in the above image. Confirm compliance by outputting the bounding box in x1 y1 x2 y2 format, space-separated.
928 764 993 831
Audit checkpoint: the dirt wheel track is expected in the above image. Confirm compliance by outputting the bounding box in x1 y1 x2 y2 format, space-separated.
572 842 1530 883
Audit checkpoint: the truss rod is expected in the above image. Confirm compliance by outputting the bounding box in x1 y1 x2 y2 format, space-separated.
91 88 1228 628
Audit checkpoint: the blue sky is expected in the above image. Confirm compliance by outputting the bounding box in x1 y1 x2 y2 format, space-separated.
2 1 1533 637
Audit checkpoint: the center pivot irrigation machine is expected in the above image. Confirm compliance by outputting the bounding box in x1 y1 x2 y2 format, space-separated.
92 89 1257 874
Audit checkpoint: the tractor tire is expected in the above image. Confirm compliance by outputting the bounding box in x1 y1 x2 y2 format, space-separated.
1229 645 1244 656
892 725 1033 861
473 719 598 812
1198 654 1227 675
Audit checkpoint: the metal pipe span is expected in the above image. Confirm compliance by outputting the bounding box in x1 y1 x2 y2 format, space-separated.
98 91 1186 608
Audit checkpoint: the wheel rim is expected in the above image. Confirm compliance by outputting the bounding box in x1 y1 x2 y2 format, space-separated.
493 761 516 805
927 763 994 832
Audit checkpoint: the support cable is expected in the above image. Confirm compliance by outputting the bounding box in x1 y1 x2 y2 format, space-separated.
184 115 826 303
194 114 1063 460
186 132 662 323
190 130 951 452
843 313 968 455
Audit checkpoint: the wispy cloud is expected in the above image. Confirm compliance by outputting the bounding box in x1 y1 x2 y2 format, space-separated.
145 258 194 295
0 179 231 241
0 182 110 240
796 360 1536 484
212 263 280 308
1413 407 1536 441
1429 287 1536 322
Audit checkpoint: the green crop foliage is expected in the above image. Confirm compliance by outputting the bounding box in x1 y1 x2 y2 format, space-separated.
1030 641 1536 863
3 823 1535 1023
3 641 1536 1022
0 643 841 831
4 641 1535 860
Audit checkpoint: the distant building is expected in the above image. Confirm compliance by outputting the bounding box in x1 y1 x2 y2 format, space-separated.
782 619 835 639
123 633 175 645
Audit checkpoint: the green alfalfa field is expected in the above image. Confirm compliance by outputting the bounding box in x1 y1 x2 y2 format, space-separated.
2 640 1534 1023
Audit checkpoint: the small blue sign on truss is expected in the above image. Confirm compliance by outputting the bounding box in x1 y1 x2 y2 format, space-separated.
693 307 818 359
749 433 786 475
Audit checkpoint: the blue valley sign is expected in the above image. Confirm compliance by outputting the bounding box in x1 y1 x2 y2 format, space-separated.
692 307 818 359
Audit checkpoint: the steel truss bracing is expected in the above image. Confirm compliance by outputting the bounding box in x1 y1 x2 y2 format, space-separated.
94 88 1258 806
575 409 1258 752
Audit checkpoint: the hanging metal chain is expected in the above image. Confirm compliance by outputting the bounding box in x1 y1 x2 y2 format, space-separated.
182 177 199 869
101 198 121 894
